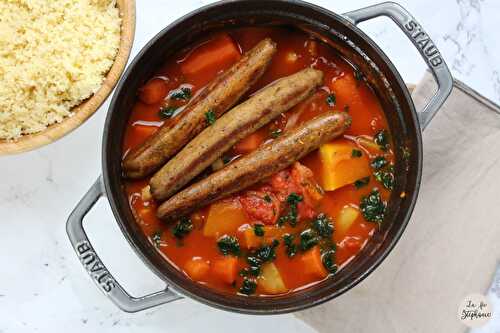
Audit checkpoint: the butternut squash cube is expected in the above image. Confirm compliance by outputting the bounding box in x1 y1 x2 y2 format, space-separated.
318 141 371 191
258 263 288 294
204 200 249 237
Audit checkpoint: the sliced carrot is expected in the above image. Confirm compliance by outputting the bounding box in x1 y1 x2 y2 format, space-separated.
212 256 238 284
138 78 169 105
181 34 241 78
184 257 210 281
241 225 283 250
234 132 265 155
131 124 158 142
300 246 328 279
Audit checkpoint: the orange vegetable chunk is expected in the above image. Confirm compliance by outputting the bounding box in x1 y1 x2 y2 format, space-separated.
300 246 328 279
212 256 238 284
234 131 265 155
318 139 371 191
138 78 169 105
181 34 241 80
184 257 210 281
204 200 250 237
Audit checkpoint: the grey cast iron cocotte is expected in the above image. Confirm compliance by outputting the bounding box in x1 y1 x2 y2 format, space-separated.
67 1 452 314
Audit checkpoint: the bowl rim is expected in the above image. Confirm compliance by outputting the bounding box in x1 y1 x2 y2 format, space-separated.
102 0 423 314
0 0 136 155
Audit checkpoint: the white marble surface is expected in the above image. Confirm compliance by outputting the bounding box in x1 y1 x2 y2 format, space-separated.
0 1 499 332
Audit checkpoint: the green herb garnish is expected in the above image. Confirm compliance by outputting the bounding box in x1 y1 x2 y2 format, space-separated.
354 176 370 189
158 106 177 119
371 156 388 170
239 278 257 295
151 230 162 248
205 110 216 125
360 188 386 224
172 217 193 239
351 149 362 158
300 229 319 251
326 94 336 107
283 234 297 257
270 128 282 138
217 235 240 256
312 213 334 238
222 155 231 164
374 130 390 151
354 68 364 81
278 193 303 227
254 224 265 237
170 86 191 100
322 249 338 274
374 167 394 190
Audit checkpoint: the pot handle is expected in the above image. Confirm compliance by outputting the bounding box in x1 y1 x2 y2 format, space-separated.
66 176 182 312
343 2 453 130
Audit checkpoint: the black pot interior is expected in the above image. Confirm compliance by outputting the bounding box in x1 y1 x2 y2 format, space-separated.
103 0 422 314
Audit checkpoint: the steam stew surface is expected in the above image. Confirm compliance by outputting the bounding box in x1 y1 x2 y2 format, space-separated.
123 27 395 296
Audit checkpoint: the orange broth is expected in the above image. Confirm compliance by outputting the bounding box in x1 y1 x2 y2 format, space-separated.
122 27 394 296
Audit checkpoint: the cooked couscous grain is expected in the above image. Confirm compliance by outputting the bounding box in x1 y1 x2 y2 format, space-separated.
0 0 121 139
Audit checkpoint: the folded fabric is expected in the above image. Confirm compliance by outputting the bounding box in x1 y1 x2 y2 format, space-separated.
295 72 500 333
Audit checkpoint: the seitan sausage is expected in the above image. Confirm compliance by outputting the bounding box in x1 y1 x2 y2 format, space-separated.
122 38 277 178
149 68 324 201
157 111 351 221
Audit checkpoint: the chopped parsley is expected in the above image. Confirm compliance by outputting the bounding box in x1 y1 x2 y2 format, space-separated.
151 230 162 248
283 234 297 257
312 213 334 237
351 149 362 158
374 130 390 151
240 240 279 277
354 176 370 189
170 86 191 100
374 166 395 190
299 228 319 251
360 188 386 224
278 193 303 227
217 235 240 256
171 217 193 239
270 128 282 138
239 278 257 295
205 110 216 125
354 68 364 81
222 155 231 164
371 156 388 170
322 249 338 274
326 93 336 107
254 224 265 237
158 106 177 119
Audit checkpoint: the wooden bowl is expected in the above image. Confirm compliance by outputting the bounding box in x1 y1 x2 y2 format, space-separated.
0 0 136 155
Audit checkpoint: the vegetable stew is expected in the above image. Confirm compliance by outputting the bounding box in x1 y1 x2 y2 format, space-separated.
123 26 394 296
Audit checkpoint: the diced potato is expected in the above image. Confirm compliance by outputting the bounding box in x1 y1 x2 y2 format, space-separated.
258 263 288 294
318 141 371 191
336 206 360 236
141 185 152 201
204 200 249 237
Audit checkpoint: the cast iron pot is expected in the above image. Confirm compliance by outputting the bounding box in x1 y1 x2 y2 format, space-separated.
67 0 452 314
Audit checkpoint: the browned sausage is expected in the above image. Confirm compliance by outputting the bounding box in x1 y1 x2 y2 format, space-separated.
149 68 324 201
122 38 277 179
157 111 351 221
